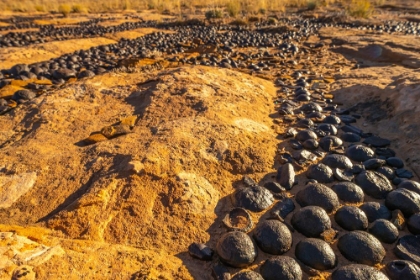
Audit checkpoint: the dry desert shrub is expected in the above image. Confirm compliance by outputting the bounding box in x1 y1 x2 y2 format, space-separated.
34 4 45 12
226 0 241 16
58 4 72 16
347 0 373 18
72 4 88 13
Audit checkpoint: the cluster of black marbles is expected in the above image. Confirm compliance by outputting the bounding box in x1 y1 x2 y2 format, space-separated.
189 67 420 279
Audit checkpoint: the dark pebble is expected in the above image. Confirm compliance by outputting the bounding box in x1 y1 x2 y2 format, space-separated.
318 123 338 135
363 136 391 147
407 213 420 235
322 154 353 169
386 157 404 168
277 163 295 190
350 164 365 174
331 264 389 280
253 220 292 255
369 219 399 243
355 170 393 199
323 115 341 125
335 206 368 231
363 158 386 170
188 243 214 260
332 182 364 203
376 147 396 158
319 135 343 152
341 125 363 135
212 263 231 280
264 181 286 193
359 202 391 222
295 238 336 270
341 132 361 142
291 206 331 238
216 232 257 268
333 168 354 181
396 168 414 179
11 89 36 102
398 180 420 195
306 163 334 183
338 231 385 265
302 139 319 150
232 186 274 212
377 166 395 180
296 183 340 213
260 256 302 280
269 198 295 220
231 271 263 280
346 145 375 162
296 130 318 142
385 188 420 217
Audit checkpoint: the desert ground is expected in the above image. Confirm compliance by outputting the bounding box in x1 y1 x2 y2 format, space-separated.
1 1 420 279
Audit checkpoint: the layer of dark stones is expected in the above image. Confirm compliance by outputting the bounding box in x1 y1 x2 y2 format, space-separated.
182 19 419 278
1 14 419 49
1 15 420 278
0 17 111 32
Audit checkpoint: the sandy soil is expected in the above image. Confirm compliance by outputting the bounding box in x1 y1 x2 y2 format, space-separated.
0 66 278 279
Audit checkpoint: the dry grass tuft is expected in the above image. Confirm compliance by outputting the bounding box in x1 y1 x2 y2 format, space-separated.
58 4 72 17
347 0 373 18
34 4 45 12
72 4 88 13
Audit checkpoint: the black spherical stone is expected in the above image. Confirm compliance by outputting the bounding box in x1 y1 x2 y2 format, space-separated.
331 264 389 280
385 260 420 280
355 170 393 199
377 166 395 180
369 219 399 244
346 144 374 162
295 238 336 270
319 136 343 152
341 132 361 143
322 154 353 169
338 231 385 266
335 206 368 231
296 183 340 213
296 130 317 142
332 182 364 204
397 180 420 195
231 271 264 280
253 220 292 255
216 232 257 268
359 202 391 222
386 157 404 168
407 213 420 235
232 186 274 212
306 163 334 183
385 188 420 217
291 206 331 238
260 256 302 280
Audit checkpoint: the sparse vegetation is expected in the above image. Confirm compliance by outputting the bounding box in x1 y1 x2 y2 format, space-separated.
34 4 45 12
72 4 88 13
0 0 386 15
307 0 319 10
226 0 240 17
58 4 72 17
348 0 373 18
205 9 223 19
267 17 278 24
